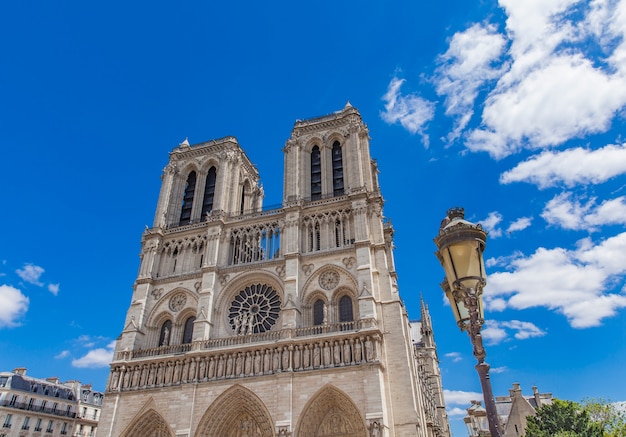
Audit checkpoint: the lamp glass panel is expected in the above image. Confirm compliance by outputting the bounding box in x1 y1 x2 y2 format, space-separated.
449 242 485 290
445 287 462 323
440 247 458 289
455 298 470 323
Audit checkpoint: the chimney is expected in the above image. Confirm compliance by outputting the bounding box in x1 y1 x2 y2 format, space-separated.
13 367 27 376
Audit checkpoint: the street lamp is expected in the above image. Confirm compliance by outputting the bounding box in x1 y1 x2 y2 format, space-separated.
434 207 503 437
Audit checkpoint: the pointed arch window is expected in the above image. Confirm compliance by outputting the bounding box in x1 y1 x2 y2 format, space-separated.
240 183 246 214
313 299 325 326
158 320 172 347
311 146 321 200
179 171 197 225
182 316 195 344
201 167 217 220
332 141 344 196
339 295 353 322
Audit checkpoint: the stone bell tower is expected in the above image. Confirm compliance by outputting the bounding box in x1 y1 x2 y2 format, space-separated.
98 104 450 437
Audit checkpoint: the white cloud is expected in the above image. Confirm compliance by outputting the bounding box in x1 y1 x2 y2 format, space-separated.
444 389 484 405
468 54 626 158
435 22 507 142
481 319 546 345
486 233 626 328
0 285 29 328
55 350 70 359
490 366 508 374
445 352 463 362
48 283 60 296
507 217 532 233
446 407 467 417
542 193 626 231
500 143 626 188
466 0 626 158
382 0 626 157
480 211 503 238
380 77 436 146
481 320 508 344
16 264 45 286
72 341 115 368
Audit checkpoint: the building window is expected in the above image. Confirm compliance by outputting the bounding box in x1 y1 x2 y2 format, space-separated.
46 420 53 433
28 398 35 410
61 422 68 435
313 299 325 325
159 320 172 346
201 166 217 219
240 183 247 214
228 284 281 335
0 376 8 387
332 141 344 196
8 395 17 406
179 171 197 225
339 295 354 322
2 414 12 428
182 316 196 344
34 418 42 432
40 400 47 411
21 417 30 430
311 146 321 199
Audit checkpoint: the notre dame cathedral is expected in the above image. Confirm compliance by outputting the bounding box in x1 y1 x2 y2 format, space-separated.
98 104 451 437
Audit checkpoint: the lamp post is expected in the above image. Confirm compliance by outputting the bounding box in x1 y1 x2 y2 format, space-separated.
434 207 503 437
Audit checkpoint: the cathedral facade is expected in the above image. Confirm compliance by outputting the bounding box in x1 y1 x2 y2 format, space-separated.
98 104 450 437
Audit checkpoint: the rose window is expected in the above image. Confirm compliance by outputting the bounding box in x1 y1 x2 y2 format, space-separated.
228 284 281 335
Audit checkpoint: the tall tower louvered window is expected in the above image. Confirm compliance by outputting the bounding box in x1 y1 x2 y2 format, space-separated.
311 146 321 200
179 171 197 225
240 184 246 214
201 167 217 220
332 141 344 196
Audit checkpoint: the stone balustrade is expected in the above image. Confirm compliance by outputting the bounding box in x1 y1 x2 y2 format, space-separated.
107 331 380 393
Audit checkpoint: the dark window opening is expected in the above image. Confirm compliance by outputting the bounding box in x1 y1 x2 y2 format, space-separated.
311 146 321 200
240 184 246 214
182 316 195 344
313 300 325 325
332 141 344 196
179 171 197 225
339 295 353 322
201 167 216 220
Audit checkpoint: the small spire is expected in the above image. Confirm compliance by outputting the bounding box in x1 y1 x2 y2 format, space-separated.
420 296 433 335
344 100 353 109
179 137 190 147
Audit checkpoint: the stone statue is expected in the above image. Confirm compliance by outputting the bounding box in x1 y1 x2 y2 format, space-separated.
162 326 170 346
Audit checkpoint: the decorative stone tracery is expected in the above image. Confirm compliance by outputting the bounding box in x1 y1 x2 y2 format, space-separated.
120 409 174 437
196 385 275 437
296 386 367 437
228 284 281 335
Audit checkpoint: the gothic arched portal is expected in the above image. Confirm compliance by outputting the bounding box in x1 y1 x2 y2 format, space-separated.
195 385 274 437
120 409 174 437
296 385 367 437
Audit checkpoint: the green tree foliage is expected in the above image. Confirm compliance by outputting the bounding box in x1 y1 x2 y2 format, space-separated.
581 398 626 437
525 399 604 437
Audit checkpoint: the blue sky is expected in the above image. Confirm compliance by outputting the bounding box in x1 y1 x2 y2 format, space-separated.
2 1 626 435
